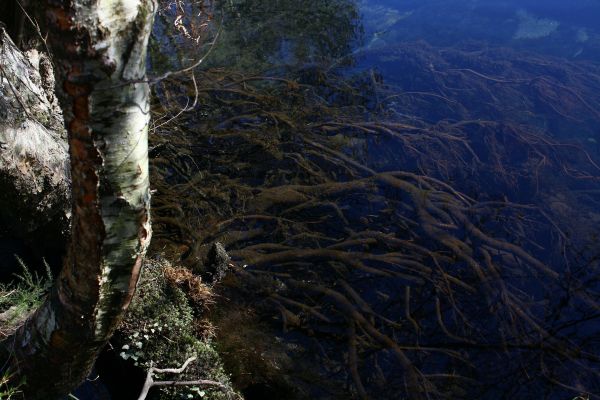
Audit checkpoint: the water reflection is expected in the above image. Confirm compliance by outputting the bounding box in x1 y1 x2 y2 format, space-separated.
360 0 600 62
149 1 600 398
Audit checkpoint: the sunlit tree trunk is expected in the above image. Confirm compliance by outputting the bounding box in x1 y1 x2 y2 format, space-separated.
2 1 156 398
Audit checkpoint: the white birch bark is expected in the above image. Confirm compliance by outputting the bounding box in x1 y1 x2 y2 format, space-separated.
2 1 157 398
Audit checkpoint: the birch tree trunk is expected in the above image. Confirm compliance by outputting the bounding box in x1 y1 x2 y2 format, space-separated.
2 1 156 398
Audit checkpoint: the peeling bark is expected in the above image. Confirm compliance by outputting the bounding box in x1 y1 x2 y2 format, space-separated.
1 1 156 398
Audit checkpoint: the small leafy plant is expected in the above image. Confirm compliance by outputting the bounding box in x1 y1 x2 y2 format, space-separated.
116 258 236 399
0 256 52 339
0 371 22 399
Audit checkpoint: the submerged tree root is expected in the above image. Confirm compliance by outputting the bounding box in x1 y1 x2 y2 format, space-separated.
148 40 600 398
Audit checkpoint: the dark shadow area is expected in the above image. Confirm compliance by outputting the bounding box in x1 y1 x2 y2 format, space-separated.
94 347 146 400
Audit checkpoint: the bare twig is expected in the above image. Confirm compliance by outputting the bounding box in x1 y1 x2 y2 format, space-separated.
137 356 230 400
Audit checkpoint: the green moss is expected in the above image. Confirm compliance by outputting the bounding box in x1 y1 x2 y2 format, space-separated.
117 258 237 400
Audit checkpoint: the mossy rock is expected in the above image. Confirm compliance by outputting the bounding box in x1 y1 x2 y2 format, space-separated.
116 258 238 400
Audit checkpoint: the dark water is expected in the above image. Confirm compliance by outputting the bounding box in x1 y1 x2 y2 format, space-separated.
149 1 600 399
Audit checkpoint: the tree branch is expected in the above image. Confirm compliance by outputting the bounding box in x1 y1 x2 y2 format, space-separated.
137 356 229 400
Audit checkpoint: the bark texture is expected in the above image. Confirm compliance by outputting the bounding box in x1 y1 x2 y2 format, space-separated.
0 28 70 247
2 1 156 398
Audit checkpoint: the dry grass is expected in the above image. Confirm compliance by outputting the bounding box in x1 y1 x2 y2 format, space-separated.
163 265 215 308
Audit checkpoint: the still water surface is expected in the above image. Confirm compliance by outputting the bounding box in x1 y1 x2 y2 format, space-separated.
149 1 600 398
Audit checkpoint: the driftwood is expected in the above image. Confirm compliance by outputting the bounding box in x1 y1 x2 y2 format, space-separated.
137 356 232 400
